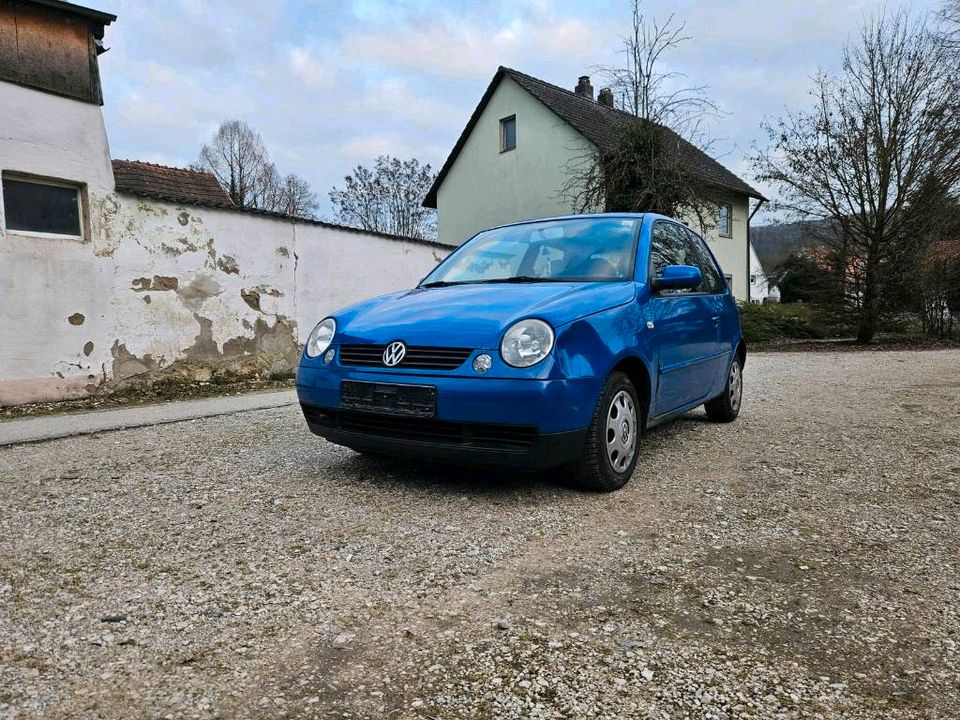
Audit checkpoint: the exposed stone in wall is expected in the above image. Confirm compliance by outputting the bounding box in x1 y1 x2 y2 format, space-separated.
132 276 179 292
67 313 85 326
215 255 239 274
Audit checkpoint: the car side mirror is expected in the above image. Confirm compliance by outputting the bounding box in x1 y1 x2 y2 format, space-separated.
652 264 702 292
652 265 703 290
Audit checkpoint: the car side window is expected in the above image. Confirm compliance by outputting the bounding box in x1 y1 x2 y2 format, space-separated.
650 221 696 295
684 228 726 294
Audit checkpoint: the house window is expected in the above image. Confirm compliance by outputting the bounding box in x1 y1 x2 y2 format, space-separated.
2 173 83 238
500 115 516 152
717 203 733 237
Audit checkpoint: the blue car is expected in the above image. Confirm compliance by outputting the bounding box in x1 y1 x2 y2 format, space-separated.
297 213 745 491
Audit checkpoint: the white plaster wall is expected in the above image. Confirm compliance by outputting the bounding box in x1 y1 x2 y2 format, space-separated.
0 81 115 193
0 190 449 406
295 226 448 329
0 81 117 403
436 77 594 246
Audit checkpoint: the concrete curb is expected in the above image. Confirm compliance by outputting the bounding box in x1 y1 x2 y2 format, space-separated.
0 390 298 447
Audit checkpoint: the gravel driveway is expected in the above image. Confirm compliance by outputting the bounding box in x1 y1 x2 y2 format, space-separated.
1 350 958 719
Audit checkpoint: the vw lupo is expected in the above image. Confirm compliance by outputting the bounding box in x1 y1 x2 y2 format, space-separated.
297 214 745 491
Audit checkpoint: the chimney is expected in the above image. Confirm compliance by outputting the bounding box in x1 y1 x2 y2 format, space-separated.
598 88 614 107
574 75 594 101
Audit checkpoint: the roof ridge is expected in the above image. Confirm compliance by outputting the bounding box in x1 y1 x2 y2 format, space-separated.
499 66 640 121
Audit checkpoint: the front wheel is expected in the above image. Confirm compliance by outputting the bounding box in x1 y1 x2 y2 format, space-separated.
571 372 641 492
705 357 743 422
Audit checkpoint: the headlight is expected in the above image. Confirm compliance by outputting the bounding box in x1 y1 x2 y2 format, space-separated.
305 318 336 358
500 319 555 368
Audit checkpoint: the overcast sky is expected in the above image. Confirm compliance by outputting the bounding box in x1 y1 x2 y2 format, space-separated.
97 0 942 224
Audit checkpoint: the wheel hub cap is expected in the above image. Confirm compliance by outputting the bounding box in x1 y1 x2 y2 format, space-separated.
729 362 742 411
605 390 637 473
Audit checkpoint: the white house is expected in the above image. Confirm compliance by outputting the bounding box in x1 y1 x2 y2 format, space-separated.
0 0 450 406
423 67 766 301
749 243 780 303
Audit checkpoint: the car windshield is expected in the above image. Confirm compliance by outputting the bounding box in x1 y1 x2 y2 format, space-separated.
421 217 640 286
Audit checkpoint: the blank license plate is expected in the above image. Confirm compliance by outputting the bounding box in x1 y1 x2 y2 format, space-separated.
340 381 436 417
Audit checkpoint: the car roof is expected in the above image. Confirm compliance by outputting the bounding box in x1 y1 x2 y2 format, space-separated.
478 212 676 234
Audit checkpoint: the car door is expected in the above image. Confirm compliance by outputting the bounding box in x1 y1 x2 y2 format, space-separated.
649 221 723 415
683 226 735 395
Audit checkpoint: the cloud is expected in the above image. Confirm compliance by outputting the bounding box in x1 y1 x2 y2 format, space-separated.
338 7 613 79
97 0 942 220
288 48 336 89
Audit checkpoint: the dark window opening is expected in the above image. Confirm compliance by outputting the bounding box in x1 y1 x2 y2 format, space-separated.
2 175 83 237
500 115 516 152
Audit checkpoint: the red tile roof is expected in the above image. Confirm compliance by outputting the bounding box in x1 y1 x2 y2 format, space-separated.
110 159 454 250
112 160 235 208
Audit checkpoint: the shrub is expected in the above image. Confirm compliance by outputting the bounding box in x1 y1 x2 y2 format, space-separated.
737 303 850 343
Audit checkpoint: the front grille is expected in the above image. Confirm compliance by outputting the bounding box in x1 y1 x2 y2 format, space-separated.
301 404 537 451
339 344 473 370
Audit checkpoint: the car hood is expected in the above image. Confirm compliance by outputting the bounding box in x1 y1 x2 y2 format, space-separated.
335 281 636 347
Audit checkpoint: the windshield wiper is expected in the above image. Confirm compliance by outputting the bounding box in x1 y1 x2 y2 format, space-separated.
474 276 557 284
420 276 569 288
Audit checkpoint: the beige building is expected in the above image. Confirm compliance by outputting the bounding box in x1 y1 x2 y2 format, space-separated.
424 67 766 301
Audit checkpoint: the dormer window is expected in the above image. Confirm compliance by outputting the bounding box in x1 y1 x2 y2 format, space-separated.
500 115 516 153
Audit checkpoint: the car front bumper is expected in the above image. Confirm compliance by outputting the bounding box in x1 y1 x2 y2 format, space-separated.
296 361 600 470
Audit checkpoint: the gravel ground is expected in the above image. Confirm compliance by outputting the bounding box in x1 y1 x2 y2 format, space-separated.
1 350 958 719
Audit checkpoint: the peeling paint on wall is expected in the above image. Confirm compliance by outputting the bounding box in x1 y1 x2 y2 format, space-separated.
215 255 239 274
240 286 282 313
132 276 178 292
1 184 447 406
175 274 222 313
111 340 160 381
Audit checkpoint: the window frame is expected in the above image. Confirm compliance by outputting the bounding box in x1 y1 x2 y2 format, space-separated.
717 202 733 238
499 115 517 153
684 226 727 295
1 171 87 241
648 220 728 297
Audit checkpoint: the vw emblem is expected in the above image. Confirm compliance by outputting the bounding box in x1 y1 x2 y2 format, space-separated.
382 341 407 367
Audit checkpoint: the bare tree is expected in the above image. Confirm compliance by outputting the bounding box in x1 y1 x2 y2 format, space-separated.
197 121 272 209
594 0 717 131
196 120 320 218
940 0 960 51
563 0 721 230
277 173 320 219
329 156 437 239
752 10 960 342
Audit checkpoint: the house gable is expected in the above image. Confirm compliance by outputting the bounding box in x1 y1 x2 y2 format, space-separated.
425 66 765 213
434 75 593 245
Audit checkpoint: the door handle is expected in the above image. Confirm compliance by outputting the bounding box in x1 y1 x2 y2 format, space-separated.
711 315 721 323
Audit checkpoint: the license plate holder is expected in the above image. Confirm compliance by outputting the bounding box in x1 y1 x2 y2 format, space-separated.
340 380 437 417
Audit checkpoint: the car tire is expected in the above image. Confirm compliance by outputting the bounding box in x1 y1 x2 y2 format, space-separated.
571 371 641 492
705 356 743 422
